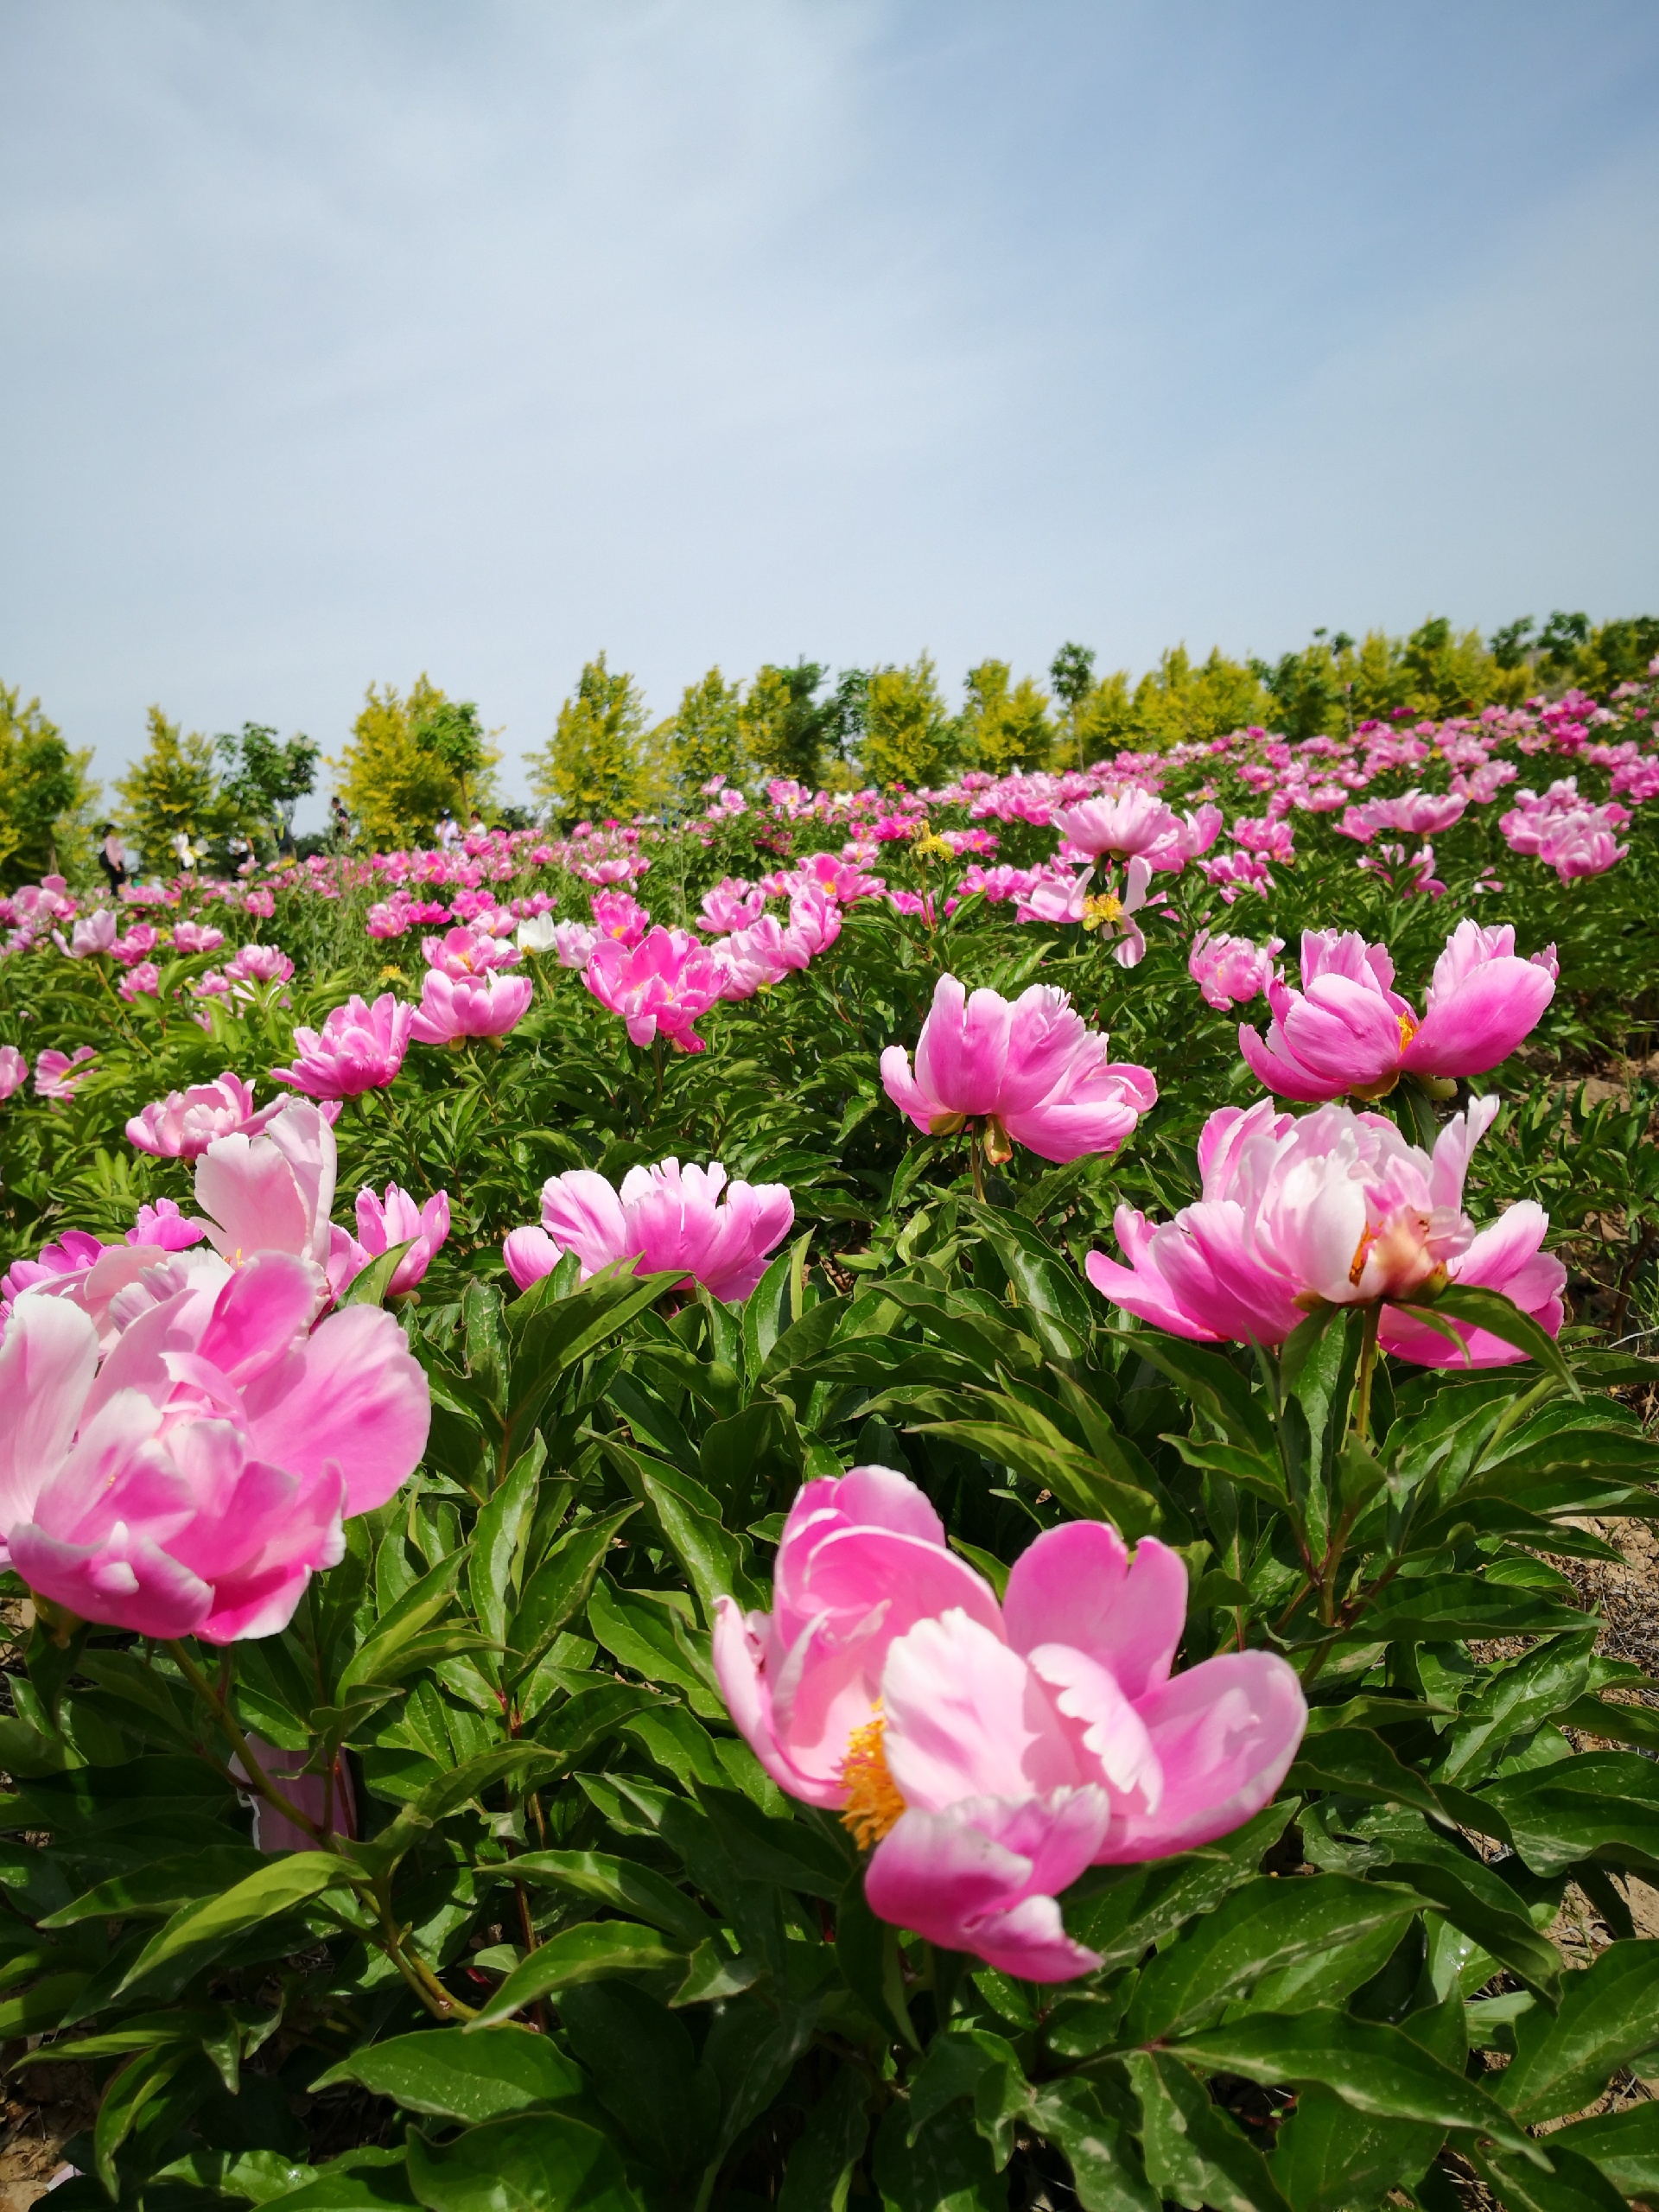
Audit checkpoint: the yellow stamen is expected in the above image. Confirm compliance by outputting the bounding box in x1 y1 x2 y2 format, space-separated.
1081 893 1122 932
1396 1011 1418 1052
840 1707 906 1850
1348 1227 1374 1288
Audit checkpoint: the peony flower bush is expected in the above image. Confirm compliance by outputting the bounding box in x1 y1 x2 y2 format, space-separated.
0 665 1655 2209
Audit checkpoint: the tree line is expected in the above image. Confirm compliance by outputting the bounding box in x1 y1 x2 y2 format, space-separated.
3 607 1654 879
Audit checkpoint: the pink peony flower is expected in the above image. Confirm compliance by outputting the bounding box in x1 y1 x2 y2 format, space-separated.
172 920 225 955
1337 792 1467 843
273 992 416 1097
226 944 295 986
713 1464 1305 1981
1197 850 1274 902
584 926 724 1052
880 974 1156 1165
785 885 842 959
35 1047 96 1103
1189 928 1283 1011
118 962 162 1001
1086 1094 1566 1366
1052 789 1175 860
419 925 521 979
506 1158 793 1304
408 968 533 1044
126 1198 208 1251
340 1184 451 1296
192 1098 340 1286
590 890 652 948
0 1249 429 1642
127 1073 264 1158
698 878 766 934
112 924 160 966
1240 921 1555 1103
0 1046 26 1100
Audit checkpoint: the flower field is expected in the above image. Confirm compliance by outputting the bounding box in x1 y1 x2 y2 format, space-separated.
2 676 1659 2212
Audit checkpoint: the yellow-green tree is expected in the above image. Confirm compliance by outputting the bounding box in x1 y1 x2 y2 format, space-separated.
861 655 953 790
528 657 651 822
115 707 226 871
660 667 747 808
1124 646 1273 750
0 684 99 887
334 677 499 847
958 660 1053 772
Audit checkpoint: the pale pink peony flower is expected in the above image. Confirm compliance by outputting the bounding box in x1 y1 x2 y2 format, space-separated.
1189 928 1283 1011
550 920 599 969
584 926 724 1052
419 925 521 979
273 992 416 1096
515 912 560 955
713 1464 1305 1980
1240 921 1555 1103
0 1249 429 1642
118 962 162 1001
172 920 225 955
698 877 766 934
126 1198 208 1251
0 1046 26 1100
192 1098 340 1285
408 968 533 1044
35 1047 96 1103
54 911 118 959
127 1073 264 1158
340 1184 451 1295
881 974 1156 1165
1086 1094 1566 1366
505 1158 793 1304
226 944 295 986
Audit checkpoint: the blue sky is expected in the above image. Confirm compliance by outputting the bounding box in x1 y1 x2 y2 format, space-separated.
3 1 1656 822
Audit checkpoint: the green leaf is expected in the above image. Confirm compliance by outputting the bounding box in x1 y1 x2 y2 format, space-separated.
1551 2101 1659 2196
1332 1573 1592 1648
1268 1997 1461 2212
1065 1804 1294 1971
872 2099 1007 2212
256 2149 419 2211
594 1440 764 1621
338 1240 416 1309
1382 1859 1562 2006
1395 1283 1579 1393
1287 1728 1451 1820
1501 1939 1659 2122
465 1923 683 2028
509 1505 639 1675
1126 2050 1289 2212
695 1783 852 1900
41 1847 269 1926
505 1850 720 1949
834 1872 918 2048
114 1853 355 2002
405 2113 642 2212
467 1440 543 1651
1115 1331 1278 1459
338 1554 466 1697
1022 2080 1159 2212
1171 2010 1540 2159
557 1981 718 2177
94 2044 195 2198
779 2067 870 2212
586 1579 720 1714
310 2028 583 2123
1468 2144 1629 2212
1123 1875 1429 2041
1478 1751 1659 1878
909 1419 1160 1536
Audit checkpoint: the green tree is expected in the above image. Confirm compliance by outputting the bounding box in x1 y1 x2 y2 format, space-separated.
1576 614 1659 694
659 668 747 810
115 707 227 871
861 654 954 789
959 660 1053 772
528 656 651 821
1252 630 1357 741
740 661 841 787
216 722 319 850
334 677 499 848
1127 645 1272 749
0 685 99 887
